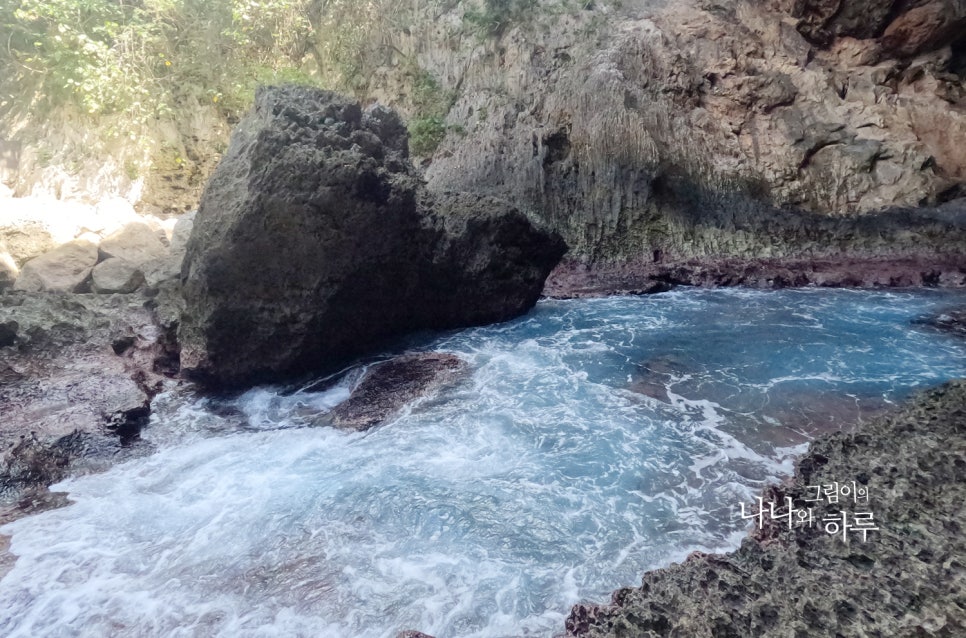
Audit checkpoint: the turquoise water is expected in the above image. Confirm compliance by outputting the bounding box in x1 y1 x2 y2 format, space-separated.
2 288 964 637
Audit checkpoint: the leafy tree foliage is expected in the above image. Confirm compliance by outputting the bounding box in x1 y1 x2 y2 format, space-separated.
0 0 342 123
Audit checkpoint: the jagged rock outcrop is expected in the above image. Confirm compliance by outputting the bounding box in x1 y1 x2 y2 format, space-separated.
565 380 966 637
178 86 565 388
783 0 966 56
0 292 179 513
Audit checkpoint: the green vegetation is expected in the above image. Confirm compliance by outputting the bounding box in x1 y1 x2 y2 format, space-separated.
0 0 581 179
0 0 559 127
408 116 448 156
0 0 399 127
463 0 539 37
405 67 458 156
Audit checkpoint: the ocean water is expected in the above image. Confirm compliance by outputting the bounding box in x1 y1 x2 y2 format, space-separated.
2 288 965 638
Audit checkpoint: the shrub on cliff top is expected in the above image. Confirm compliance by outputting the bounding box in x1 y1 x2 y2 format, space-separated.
464 0 539 36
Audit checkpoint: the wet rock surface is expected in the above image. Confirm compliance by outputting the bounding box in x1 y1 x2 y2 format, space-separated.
0 291 179 521
565 380 966 637
179 86 564 389
323 353 469 432
920 308 966 338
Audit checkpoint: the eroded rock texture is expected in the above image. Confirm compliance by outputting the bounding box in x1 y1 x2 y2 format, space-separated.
372 0 966 288
0 292 178 510
565 381 966 637
179 86 564 388
324 352 469 431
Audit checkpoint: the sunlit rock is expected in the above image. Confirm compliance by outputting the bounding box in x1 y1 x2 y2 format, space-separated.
13 239 98 292
91 257 145 294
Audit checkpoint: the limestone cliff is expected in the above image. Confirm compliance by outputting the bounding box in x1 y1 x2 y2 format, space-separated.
363 0 966 284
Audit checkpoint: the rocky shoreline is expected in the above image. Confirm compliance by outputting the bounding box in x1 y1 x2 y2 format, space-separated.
0 291 178 510
545 254 966 298
544 198 966 298
564 379 966 637
1 78 965 636
1 281 964 637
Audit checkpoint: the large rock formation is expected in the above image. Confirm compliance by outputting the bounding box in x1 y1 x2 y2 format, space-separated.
178 86 564 388
354 0 966 290
12 239 98 293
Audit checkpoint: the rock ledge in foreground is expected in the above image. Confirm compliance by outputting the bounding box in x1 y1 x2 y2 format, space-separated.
566 380 966 637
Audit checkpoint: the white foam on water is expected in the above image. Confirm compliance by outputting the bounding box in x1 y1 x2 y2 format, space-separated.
2 289 966 637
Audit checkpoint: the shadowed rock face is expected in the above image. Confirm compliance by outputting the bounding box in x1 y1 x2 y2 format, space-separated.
564 380 966 637
544 199 966 297
179 86 564 389
323 352 469 431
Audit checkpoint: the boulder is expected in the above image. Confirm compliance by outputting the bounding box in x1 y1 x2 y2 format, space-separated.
13 239 98 292
99 221 167 266
142 211 196 288
0 221 55 267
324 352 469 431
880 1 966 58
91 257 145 294
179 86 565 388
